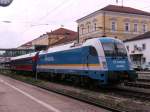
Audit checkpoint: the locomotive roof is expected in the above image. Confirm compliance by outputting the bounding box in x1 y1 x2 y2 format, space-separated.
39 37 121 55
99 37 122 43
11 52 37 60
11 37 123 60
39 43 75 55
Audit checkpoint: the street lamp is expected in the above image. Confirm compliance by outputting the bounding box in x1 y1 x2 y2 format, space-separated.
1 21 11 23
30 23 49 27
0 0 13 7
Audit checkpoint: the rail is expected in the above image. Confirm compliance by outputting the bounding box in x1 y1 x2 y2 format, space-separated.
0 72 149 112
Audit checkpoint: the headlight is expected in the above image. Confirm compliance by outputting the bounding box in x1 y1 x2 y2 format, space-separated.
102 61 107 69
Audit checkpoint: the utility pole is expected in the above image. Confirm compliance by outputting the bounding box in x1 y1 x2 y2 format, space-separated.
116 0 124 7
103 12 106 37
35 71 38 80
77 26 79 43
116 0 118 5
121 0 124 7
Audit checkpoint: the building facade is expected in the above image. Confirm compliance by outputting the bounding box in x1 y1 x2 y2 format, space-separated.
47 28 78 46
32 34 49 46
77 5 150 42
124 31 150 66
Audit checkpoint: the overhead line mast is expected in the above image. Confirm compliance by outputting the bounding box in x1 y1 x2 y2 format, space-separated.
116 0 124 7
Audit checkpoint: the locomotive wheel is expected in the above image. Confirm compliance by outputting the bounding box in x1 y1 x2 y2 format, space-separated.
72 76 81 86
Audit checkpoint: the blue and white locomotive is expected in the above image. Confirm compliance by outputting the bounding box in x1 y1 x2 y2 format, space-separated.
36 37 137 85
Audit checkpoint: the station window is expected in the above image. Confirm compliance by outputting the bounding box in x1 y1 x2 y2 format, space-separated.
94 23 97 31
89 46 98 56
81 27 84 35
126 45 129 51
142 57 146 64
142 44 146 50
87 25 90 33
134 45 137 50
125 23 130 32
142 24 147 32
111 21 117 32
133 23 138 32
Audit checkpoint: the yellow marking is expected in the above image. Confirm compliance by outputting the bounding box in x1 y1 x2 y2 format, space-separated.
38 64 102 68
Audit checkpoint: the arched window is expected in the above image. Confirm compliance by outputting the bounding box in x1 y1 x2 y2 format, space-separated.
142 24 147 32
124 22 130 32
111 21 117 32
93 18 97 31
80 24 84 34
133 23 138 32
86 22 91 33
87 25 90 33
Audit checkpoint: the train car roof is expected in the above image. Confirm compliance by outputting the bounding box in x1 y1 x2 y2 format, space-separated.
11 52 37 60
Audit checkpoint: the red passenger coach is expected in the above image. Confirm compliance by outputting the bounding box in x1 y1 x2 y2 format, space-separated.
11 52 38 72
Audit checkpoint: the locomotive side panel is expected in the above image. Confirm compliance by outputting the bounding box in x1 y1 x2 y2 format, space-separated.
37 47 99 72
37 45 109 84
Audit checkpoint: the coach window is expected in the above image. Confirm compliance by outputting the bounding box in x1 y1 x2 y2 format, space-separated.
89 46 98 56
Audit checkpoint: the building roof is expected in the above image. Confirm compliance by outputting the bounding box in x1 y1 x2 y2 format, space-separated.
48 28 77 35
19 28 77 48
101 5 150 16
124 31 150 42
77 5 150 22
50 34 77 46
18 42 32 48
49 28 78 46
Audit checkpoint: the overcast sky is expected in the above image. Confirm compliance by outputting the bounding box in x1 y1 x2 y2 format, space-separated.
0 0 150 48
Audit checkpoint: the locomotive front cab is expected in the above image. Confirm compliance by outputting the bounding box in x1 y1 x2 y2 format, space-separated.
100 38 137 83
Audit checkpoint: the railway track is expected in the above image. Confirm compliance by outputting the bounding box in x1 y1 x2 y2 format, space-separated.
1 72 150 112
16 80 150 111
125 81 150 89
0 73 124 112
38 84 150 112
137 71 150 81
137 78 150 82
113 85 150 101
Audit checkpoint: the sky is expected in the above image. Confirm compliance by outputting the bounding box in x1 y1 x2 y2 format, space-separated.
0 0 150 48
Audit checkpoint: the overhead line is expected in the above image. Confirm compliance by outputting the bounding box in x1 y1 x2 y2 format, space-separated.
37 0 69 22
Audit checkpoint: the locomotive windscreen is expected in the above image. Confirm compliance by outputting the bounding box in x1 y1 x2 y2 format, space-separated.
102 42 127 57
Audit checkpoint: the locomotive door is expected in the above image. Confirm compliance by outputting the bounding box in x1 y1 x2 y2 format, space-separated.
82 46 89 71
84 54 90 70
82 46 98 71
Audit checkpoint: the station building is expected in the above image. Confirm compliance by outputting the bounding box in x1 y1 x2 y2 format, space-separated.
0 28 78 61
18 28 78 50
77 5 150 42
124 31 150 66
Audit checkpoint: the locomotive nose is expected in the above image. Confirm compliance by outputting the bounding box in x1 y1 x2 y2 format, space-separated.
106 57 130 71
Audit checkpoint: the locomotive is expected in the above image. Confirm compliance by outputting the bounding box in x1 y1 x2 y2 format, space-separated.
9 37 137 85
